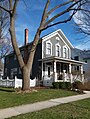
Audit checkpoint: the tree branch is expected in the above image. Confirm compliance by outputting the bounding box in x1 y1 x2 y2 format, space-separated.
27 0 51 68
44 0 83 27
42 10 77 31
47 0 73 17
0 5 10 13
12 0 19 16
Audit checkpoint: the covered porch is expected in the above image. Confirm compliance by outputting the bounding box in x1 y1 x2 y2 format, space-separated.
40 56 86 86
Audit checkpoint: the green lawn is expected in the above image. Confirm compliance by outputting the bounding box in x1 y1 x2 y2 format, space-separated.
9 98 90 119
0 88 78 109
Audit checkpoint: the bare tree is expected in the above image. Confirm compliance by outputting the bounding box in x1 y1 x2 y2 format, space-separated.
73 0 90 36
0 0 90 91
0 1 12 59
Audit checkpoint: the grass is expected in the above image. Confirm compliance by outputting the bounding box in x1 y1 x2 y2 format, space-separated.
9 98 90 119
0 87 79 109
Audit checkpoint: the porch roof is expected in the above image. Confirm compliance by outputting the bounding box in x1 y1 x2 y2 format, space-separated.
39 56 86 65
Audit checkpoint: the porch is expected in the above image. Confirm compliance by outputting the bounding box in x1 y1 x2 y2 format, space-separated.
40 56 85 86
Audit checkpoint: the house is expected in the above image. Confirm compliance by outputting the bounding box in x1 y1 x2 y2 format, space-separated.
72 49 90 81
4 29 86 86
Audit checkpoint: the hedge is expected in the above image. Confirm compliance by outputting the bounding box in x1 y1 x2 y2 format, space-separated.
52 82 71 89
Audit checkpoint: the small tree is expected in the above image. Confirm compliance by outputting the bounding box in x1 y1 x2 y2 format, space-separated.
0 0 90 91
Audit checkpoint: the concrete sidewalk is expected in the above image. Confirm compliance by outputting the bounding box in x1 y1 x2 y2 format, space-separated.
0 91 90 119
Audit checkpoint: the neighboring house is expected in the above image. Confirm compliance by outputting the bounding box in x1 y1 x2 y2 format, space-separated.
4 29 86 86
72 49 90 81
0 59 4 78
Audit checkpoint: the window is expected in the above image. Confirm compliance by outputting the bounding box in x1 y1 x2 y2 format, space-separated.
85 60 87 63
56 44 60 57
74 56 79 61
5 68 7 75
19 67 21 74
14 55 16 60
21 51 24 58
63 46 68 58
48 66 50 77
46 41 52 55
10 68 17 79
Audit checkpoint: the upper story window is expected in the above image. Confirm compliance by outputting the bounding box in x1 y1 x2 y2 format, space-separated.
46 41 52 55
21 51 24 58
63 46 68 58
56 43 61 57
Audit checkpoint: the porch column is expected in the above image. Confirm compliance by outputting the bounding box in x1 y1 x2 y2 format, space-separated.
69 63 73 83
80 65 83 74
54 61 57 82
42 62 43 80
80 65 84 83
69 63 71 74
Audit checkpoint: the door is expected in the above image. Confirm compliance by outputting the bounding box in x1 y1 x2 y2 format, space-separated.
47 66 50 77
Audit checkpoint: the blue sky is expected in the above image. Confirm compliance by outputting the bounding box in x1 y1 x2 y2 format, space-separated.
15 0 90 50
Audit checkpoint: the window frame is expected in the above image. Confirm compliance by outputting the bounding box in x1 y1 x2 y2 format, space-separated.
46 41 52 55
63 46 68 58
55 43 61 57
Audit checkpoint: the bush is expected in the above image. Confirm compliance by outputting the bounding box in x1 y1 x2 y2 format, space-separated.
72 81 90 91
52 82 60 89
72 81 82 89
52 82 71 89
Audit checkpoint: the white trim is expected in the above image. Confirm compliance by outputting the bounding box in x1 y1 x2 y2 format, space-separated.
42 29 74 48
46 40 52 55
57 33 69 49
68 47 71 59
59 29 74 48
42 62 43 79
55 43 61 57
40 56 86 64
42 30 60 41
42 40 43 59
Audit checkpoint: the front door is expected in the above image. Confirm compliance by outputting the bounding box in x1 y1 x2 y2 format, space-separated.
47 65 51 77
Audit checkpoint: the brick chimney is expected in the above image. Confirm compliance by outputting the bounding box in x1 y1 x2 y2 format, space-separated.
24 28 28 45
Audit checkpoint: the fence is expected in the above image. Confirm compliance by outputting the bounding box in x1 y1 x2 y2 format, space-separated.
0 76 36 88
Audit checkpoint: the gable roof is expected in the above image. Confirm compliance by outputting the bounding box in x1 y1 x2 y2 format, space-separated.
42 29 74 48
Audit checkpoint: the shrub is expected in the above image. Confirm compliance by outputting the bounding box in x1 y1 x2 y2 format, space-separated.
75 81 90 91
72 81 82 89
52 82 71 89
52 82 60 89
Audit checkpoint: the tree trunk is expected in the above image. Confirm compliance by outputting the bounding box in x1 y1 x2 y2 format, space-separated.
22 66 30 91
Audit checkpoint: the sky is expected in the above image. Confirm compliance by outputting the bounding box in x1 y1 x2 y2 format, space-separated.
15 0 90 50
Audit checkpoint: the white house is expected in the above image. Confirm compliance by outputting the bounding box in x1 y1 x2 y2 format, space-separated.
40 29 86 86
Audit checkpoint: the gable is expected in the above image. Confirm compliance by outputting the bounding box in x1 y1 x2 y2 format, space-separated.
42 29 74 49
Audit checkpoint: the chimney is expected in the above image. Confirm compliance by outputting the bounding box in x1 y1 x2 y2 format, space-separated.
24 28 28 45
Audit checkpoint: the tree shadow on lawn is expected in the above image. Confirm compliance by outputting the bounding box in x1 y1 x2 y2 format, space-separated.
0 87 15 92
